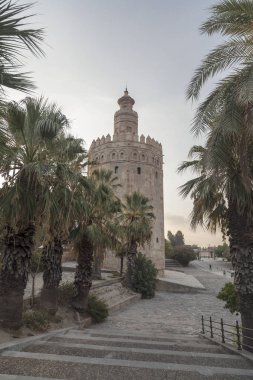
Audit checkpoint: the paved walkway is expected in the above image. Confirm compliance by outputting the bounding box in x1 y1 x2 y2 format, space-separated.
94 261 238 335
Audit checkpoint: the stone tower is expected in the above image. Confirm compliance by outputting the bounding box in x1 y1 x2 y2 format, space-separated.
88 90 165 272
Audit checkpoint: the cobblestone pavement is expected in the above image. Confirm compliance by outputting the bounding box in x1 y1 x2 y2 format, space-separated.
95 261 239 336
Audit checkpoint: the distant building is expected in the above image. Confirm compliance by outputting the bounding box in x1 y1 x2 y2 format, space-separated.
199 251 214 259
88 89 165 272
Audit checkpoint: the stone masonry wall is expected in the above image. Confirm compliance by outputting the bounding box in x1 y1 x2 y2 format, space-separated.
89 135 165 272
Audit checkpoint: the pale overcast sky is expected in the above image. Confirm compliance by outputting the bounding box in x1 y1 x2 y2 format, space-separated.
10 0 225 247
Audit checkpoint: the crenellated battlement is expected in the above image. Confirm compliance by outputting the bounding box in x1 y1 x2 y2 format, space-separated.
90 133 162 152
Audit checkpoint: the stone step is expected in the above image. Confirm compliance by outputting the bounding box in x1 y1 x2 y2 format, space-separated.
23 341 251 368
68 328 203 342
2 351 253 379
0 376 64 380
48 335 225 353
90 282 138 310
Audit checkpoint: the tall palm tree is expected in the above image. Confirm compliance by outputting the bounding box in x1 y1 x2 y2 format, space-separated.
71 169 120 312
0 0 44 96
120 192 155 287
187 0 253 100
184 1 253 350
0 97 69 328
40 135 87 314
178 120 253 350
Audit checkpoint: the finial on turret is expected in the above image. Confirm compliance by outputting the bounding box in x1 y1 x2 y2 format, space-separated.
124 86 128 96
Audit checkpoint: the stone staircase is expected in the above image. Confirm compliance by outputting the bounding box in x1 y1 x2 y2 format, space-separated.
165 259 182 270
0 327 253 379
91 281 140 312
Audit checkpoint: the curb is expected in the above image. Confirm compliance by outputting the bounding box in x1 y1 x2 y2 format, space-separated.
108 293 141 313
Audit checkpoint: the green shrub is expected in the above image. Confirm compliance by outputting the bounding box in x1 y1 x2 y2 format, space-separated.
170 245 196 266
58 282 108 323
217 282 240 314
88 295 108 323
58 281 75 306
131 252 158 298
23 309 50 332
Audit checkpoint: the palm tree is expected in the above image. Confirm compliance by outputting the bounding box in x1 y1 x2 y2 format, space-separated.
40 136 86 314
0 0 44 97
184 1 253 350
121 192 155 287
0 97 69 328
187 0 253 100
71 169 120 312
178 121 253 350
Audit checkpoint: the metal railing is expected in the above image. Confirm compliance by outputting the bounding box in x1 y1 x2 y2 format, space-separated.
201 315 253 351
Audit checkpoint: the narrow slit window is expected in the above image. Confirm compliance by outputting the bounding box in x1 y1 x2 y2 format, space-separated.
137 167 141 174
115 166 119 174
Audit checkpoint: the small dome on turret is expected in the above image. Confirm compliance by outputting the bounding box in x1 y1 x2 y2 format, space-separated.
117 88 135 109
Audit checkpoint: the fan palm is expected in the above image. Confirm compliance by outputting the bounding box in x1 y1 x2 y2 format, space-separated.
120 192 155 287
0 97 69 328
179 119 253 350
187 0 253 100
40 135 87 314
0 0 44 97
71 169 120 312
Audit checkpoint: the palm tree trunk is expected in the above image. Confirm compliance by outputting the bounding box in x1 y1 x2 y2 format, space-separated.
120 256 124 276
228 202 253 352
127 239 137 287
72 232 93 312
92 248 102 280
40 239 63 315
0 224 35 329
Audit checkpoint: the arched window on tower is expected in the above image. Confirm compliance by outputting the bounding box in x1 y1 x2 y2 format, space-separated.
133 152 137 160
115 166 118 174
120 152 124 159
112 152 116 160
127 126 132 133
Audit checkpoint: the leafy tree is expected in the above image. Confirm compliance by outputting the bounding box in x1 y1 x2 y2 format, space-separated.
120 192 155 287
167 230 185 247
131 253 158 298
170 246 196 267
215 243 229 258
217 282 240 314
167 231 175 246
174 231 185 246
165 238 173 258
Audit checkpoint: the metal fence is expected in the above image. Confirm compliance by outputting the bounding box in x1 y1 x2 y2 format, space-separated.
201 315 253 351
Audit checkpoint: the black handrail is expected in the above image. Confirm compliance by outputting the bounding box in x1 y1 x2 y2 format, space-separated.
201 315 253 351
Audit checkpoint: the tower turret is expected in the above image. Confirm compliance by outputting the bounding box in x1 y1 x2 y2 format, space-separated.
113 89 138 141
